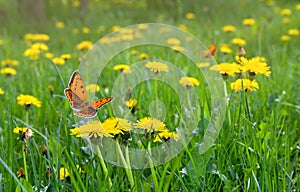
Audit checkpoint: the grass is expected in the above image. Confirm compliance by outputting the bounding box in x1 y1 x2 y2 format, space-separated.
0 0 300 191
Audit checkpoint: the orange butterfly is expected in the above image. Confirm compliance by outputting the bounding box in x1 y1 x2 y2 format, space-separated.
64 71 113 118
200 42 217 59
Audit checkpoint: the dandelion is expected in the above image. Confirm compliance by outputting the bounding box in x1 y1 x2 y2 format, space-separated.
220 44 232 54
209 63 241 76
102 117 132 135
130 49 138 55
222 25 236 33
282 18 290 24
113 64 131 74
86 84 100 93
297 4 300 10
13 127 34 140
179 76 200 87
167 38 181 45
0 39 3 45
185 12 195 20
1 59 19 67
178 24 188 32
44 52 54 59
100 37 111 44
243 18 256 26
82 27 90 34
17 94 42 108
31 43 48 51
230 79 259 92
70 121 112 138
171 45 185 52
24 33 50 43
280 9 292 16
124 99 137 108
111 25 121 32
135 117 168 132
153 131 179 142
73 0 80 7
56 21 65 28
52 57 65 65
59 167 69 180
197 62 210 68
138 53 149 60
232 38 247 46
145 61 169 73
238 57 271 77
287 29 299 36
281 35 290 41
23 48 41 60
0 88 4 95
0 67 17 76
138 24 148 30
76 41 93 51
60 54 71 60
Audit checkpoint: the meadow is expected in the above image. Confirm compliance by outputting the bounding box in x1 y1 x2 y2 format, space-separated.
0 0 299 191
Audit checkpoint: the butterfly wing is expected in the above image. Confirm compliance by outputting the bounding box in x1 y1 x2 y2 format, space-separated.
90 97 113 109
75 106 98 118
200 42 216 59
64 88 84 110
68 71 88 101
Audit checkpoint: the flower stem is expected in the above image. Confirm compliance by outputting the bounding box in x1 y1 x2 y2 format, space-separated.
116 140 135 190
147 143 159 191
223 81 232 127
94 145 112 188
22 143 28 181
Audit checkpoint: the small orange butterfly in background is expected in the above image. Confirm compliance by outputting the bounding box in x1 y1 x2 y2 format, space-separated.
200 42 217 59
64 70 113 118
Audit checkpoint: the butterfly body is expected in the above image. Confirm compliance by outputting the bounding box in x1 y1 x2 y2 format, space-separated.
64 71 113 118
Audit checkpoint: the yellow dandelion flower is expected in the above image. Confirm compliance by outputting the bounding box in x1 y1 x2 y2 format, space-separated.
185 12 195 20
171 45 185 52
222 25 236 32
145 61 169 73
52 57 65 65
120 34 134 41
124 99 137 108
71 121 113 138
209 63 241 76
13 127 34 140
1 59 19 67
82 27 90 34
0 88 4 95
288 29 299 36
31 43 48 51
178 24 188 32
153 131 179 142
130 49 138 55
280 9 292 16
220 45 233 54
0 39 3 45
179 76 200 87
197 62 210 68
59 167 69 180
238 57 271 77
85 84 100 93
17 94 42 107
297 4 300 10
60 54 71 60
135 117 168 132
24 33 50 43
243 18 256 26
282 18 290 24
138 24 148 30
138 53 149 60
0 67 17 76
44 52 54 59
100 37 111 44
111 25 121 32
230 79 259 92
23 48 41 60
113 64 131 74
167 38 181 45
72 0 80 7
281 35 290 41
56 21 65 29
232 38 247 46
102 117 132 135
76 41 93 51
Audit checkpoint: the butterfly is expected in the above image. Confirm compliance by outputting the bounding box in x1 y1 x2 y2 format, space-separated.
64 70 113 118
200 42 217 59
